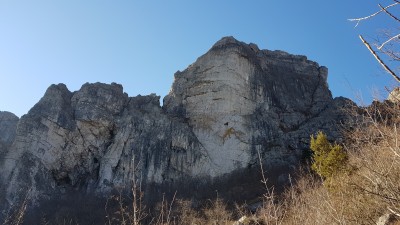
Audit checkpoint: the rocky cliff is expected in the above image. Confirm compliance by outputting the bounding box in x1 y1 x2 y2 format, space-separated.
0 37 353 219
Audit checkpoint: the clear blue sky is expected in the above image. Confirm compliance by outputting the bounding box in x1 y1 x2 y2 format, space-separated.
0 1 398 117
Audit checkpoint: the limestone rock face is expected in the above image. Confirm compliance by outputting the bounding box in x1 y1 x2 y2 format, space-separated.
0 37 352 215
0 83 208 209
164 36 342 176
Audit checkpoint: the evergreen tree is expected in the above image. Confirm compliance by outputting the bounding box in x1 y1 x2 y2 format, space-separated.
310 131 347 179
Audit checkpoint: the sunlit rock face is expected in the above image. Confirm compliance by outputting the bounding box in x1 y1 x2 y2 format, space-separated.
164 36 337 176
0 37 352 216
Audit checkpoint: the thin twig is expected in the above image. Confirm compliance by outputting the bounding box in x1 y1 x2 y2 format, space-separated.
387 207 400 217
257 149 268 189
351 182 400 202
166 191 177 224
359 35 400 82
382 50 400 61
378 33 400 50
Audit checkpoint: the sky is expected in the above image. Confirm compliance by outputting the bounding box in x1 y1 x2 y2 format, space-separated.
0 1 399 117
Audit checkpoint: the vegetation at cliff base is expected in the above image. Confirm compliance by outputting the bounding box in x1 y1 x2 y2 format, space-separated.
310 131 348 180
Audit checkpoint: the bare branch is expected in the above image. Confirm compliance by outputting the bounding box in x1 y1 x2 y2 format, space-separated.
348 2 399 27
359 35 400 82
375 3 400 50
378 33 400 50
379 3 400 23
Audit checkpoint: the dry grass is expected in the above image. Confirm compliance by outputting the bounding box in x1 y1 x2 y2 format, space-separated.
276 100 400 224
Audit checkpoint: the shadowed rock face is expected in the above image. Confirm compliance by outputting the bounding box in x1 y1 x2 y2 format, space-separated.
0 111 19 157
0 83 207 208
0 37 353 218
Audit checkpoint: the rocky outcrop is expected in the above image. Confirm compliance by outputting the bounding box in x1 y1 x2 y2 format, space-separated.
388 87 400 102
164 36 351 176
0 83 208 209
0 37 353 220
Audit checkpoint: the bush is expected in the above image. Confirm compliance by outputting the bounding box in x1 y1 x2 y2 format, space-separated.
310 131 348 180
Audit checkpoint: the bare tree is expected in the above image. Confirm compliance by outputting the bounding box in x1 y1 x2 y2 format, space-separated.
349 1 400 83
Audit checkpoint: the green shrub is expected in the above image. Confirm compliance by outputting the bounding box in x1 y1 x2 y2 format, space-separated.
310 131 348 180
